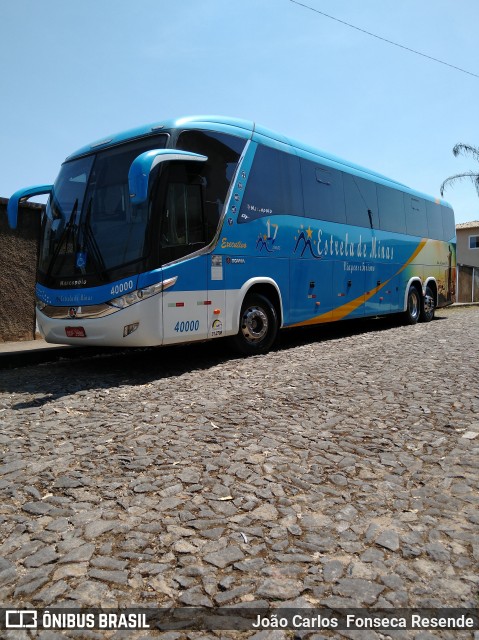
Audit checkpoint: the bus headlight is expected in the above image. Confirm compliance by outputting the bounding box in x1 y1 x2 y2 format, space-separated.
108 282 164 309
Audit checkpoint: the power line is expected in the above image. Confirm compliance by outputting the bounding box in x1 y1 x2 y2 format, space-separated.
289 0 479 80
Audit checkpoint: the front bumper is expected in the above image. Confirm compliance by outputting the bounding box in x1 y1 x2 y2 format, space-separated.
36 295 163 347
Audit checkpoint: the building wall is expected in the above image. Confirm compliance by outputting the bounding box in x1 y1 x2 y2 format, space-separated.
456 225 479 268
456 265 479 303
0 197 42 342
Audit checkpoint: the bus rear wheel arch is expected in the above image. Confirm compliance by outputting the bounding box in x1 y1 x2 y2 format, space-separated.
232 292 279 355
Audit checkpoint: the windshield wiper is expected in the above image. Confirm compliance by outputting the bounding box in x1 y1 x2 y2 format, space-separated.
46 198 79 278
79 198 107 280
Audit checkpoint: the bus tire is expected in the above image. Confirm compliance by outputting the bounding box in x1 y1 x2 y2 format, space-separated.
420 285 435 322
232 293 278 355
404 285 421 325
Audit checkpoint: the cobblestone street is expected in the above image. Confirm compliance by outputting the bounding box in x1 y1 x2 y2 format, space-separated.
0 306 478 639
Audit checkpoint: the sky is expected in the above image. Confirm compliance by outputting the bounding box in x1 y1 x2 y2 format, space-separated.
1 0 478 224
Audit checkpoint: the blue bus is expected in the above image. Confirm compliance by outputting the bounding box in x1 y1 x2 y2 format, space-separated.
8 116 456 354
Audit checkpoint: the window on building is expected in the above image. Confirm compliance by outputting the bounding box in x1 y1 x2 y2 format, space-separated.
470 235 479 249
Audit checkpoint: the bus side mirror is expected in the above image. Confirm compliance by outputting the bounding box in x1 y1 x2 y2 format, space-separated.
128 149 207 204
7 185 53 229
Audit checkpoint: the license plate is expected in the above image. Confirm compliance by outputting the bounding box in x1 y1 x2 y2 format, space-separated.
65 326 86 338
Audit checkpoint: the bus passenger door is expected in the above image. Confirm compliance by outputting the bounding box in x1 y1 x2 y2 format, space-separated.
160 180 209 344
161 256 209 344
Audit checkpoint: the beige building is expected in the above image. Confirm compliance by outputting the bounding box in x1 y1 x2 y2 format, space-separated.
456 220 479 303
456 221 479 268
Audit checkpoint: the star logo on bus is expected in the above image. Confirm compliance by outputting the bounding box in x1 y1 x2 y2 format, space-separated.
294 225 321 259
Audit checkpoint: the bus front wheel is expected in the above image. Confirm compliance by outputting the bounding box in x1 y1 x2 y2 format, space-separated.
404 285 421 325
233 293 278 355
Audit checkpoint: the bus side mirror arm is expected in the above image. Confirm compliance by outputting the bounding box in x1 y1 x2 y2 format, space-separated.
7 185 53 229
128 149 207 205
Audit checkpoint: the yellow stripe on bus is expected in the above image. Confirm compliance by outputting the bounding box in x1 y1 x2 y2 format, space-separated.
291 239 427 328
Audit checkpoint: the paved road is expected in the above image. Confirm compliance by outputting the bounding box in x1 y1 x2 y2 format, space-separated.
0 307 478 639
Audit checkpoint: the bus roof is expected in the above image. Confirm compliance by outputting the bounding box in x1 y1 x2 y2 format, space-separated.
66 115 451 208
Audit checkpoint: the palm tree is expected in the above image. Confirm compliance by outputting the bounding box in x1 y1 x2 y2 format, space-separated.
440 143 479 196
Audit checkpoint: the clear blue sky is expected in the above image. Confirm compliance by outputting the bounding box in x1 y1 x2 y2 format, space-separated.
1 0 478 224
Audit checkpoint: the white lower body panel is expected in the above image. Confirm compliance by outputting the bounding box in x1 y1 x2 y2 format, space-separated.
37 294 163 347
36 289 240 348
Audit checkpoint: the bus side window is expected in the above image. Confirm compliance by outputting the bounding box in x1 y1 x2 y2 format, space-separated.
300 159 346 223
176 130 245 242
404 195 428 237
442 205 455 241
343 173 379 228
377 185 406 234
158 161 206 263
426 200 444 240
163 182 204 247
239 145 303 222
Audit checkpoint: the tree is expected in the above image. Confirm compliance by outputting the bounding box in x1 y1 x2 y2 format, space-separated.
440 144 479 197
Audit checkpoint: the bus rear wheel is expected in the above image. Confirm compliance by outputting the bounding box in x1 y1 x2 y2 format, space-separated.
404 285 421 325
233 293 278 355
420 285 435 322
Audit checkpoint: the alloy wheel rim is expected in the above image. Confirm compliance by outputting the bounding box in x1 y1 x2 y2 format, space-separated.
241 306 268 343
424 294 434 314
409 291 420 319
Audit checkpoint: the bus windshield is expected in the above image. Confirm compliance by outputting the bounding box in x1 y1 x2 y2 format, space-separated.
38 134 168 285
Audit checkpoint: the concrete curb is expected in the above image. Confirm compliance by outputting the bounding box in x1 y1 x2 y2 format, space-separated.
0 342 115 370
